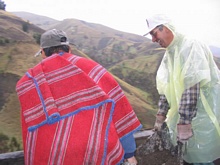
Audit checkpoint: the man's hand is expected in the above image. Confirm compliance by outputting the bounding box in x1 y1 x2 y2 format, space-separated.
177 124 193 143
154 115 166 131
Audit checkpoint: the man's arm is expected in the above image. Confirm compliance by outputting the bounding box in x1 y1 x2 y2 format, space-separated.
157 94 170 116
178 83 200 124
177 83 200 142
154 94 170 131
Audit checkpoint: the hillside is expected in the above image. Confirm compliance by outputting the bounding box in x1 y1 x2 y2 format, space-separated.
0 10 45 146
0 10 160 149
12 12 159 67
109 49 164 105
12 11 60 30
0 11 44 41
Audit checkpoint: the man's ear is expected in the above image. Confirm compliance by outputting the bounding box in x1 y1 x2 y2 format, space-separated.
68 47 72 53
41 49 47 59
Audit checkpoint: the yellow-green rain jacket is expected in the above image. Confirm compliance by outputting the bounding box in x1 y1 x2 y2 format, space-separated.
156 23 220 163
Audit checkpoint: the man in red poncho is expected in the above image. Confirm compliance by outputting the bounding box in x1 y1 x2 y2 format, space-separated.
16 29 142 165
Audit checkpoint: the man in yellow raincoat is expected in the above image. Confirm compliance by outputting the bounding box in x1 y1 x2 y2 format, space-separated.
144 14 220 165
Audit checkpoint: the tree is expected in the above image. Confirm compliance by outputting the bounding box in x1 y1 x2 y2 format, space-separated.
22 21 29 32
9 137 20 152
0 133 21 153
33 33 41 44
0 133 9 153
0 0 6 10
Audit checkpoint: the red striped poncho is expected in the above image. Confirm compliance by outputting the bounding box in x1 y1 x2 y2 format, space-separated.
16 53 142 165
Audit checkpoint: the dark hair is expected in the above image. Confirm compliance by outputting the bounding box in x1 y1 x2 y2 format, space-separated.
157 25 164 31
43 45 70 57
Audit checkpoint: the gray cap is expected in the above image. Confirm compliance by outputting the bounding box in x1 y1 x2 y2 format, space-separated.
35 29 69 57
143 14 171 37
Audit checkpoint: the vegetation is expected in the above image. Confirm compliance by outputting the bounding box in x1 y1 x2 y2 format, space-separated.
22 21 30 32
0 37 10 45
109 54 163 104
33 33 41 44
0 0 6 10
0 133 21 153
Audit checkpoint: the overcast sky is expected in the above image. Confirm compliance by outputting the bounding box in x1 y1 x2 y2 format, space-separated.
4 0 220 47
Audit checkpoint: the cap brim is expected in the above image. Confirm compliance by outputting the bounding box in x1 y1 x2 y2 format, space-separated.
143 32 149 37
143 26 157 37
34 49 42 57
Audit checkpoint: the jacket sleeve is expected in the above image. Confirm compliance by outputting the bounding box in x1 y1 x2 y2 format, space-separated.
157 94 170 116
178 83 199 124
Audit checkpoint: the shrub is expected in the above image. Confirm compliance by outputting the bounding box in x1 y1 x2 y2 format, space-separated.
0 133 21 153
33 33 41 44
0 0 6 10
22 21 29 32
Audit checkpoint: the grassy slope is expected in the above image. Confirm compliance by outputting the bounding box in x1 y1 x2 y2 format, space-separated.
0 42 41 147
0 10 43 148
0 93 22 144
114 76 156 128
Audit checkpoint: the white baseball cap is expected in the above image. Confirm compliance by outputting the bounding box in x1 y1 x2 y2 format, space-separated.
143 14 171 36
